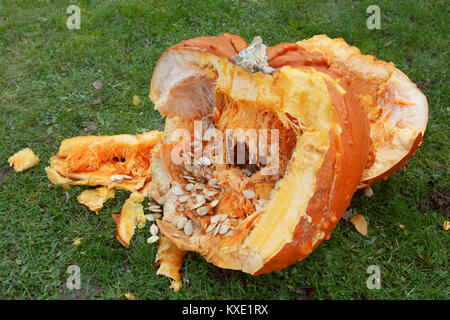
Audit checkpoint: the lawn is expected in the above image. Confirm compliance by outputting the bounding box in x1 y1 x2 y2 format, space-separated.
0 0 448 300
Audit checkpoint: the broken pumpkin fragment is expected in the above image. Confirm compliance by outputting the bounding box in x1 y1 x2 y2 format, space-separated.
8 148 40 172
77 187 115 213
45 131 162 192
112 192 146 247
155 236 185 292
350 214 368 236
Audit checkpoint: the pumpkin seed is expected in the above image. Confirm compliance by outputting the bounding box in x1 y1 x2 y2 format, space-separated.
171 185 184 196
165 203 175 212
204 189 218 197
210 215 221 225
364 186 374 197
148 205 162 212
177 216 188 229
150 224 159 236
195 183 204 190
179 195 189 203
208 178 218 185
212 223 220 236
199 157 212 166
196 194 205 203
185 183 195 191
219 223 230 234
146 235 159 244
196 206 209 216
146 214 155 222
190 201 205 210
206 223 217 233
184 220 193 236
243 189 256 199
210 199 219 207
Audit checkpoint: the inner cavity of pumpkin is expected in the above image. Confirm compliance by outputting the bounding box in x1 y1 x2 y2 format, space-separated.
157 81 297 239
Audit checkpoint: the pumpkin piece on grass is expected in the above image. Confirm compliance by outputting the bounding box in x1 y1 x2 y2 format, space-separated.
349 214 368 236
112 192 146 247
45 131 163 192
8 148 40 172
155 236 186 292
77 187 115 213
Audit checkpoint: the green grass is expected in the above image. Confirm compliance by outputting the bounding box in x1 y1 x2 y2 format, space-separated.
0 0 448 300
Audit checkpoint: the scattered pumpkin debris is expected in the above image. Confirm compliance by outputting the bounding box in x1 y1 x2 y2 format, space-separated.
443 221 450 231
8 148 39 172
73 237 82 245
112 192 146 247
155 236 186 292
350 214 368 236
77 187 115 213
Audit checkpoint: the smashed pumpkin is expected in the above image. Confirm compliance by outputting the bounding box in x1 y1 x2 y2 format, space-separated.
148 33 427 274
46 33 428 281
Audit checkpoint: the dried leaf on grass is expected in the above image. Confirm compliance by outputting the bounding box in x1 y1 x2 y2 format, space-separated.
73 237 82 245
443 221 450 231
132 95 141 106
155 236 186 292
77 187 115 213
349 214 368 236
124 293 136 300
92 81 103 90
8 148 40 172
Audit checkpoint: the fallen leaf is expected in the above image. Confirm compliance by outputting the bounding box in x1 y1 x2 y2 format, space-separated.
8 148 40 172
349 214 368 236
133 95 141 106
443 221 450 231
73 237 82 245
92 81 103 90
124 293 136 300
364 186 374 197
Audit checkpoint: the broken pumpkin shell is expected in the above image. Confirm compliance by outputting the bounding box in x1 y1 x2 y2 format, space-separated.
298 35 428 187
149 33 371 274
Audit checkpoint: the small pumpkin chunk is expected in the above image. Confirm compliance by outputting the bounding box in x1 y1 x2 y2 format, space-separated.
77 187 115 213
8 148 40 172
